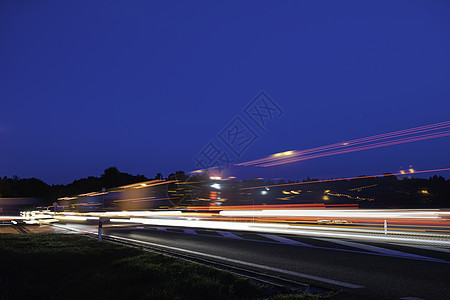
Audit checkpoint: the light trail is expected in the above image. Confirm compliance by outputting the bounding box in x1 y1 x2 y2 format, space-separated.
30 208 450 225
107 217 450 245
111 179 178 190
186 203 359 211
218 209 450 219
26 206 450 245
260 131 450 167
236 121 450 167
238 121 450 166
240 167 450 190
112 196 178 203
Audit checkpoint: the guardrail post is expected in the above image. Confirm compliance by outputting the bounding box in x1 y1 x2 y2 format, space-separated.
98 217 103 242
384 219 387 234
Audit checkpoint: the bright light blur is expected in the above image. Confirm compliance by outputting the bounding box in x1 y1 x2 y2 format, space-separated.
273 150 294 157
14 204 449 247
219 209 449 219
210 183 221 190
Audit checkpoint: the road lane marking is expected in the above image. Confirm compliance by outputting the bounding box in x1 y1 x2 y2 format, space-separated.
107 234 365 289
54 224 449 264
259 234 312 247
388 243 450 254
314 238 446 262
14 226 28 234
51 224 96 235
217 231 244 239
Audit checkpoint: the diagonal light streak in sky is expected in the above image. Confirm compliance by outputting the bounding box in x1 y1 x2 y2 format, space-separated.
236 121 450 167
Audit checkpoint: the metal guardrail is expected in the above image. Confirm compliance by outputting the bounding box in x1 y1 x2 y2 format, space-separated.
74 230 333 297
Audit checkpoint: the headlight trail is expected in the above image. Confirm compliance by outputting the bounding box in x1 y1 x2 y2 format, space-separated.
218 209 450 219
107 216 450 245
26 206 450 244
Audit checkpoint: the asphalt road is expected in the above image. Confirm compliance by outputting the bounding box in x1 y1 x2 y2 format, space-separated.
56 222 450 299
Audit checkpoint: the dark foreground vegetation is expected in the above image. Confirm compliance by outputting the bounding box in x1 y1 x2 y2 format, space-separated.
0 233 314 300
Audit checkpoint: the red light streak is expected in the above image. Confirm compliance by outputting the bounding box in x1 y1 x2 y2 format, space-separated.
261 130 450 167
186 203 359 211
237 121 450 167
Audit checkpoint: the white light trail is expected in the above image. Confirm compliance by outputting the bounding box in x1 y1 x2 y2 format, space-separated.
219 209 450 219
55 216 97 221
108 217 450 245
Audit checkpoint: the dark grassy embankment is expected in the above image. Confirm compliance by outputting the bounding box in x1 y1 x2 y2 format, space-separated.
0 233 317 300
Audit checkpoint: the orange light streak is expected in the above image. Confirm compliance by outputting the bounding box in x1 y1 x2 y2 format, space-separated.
186 203 358 211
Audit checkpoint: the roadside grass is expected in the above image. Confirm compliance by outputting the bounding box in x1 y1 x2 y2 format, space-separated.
0 233 319 300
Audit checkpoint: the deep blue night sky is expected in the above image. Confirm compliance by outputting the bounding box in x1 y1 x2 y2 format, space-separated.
1 1 449 184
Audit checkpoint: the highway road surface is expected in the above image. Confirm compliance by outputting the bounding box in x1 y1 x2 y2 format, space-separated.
54 222 450 300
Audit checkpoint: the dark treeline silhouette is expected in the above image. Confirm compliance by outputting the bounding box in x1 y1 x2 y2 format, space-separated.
240 174 450 208
1 168 449 208
52 167 149 199
0 167 149 205
0 176 51 199
0 168 211 207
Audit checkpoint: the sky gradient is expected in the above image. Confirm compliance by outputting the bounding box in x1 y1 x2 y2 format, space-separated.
1 1 449 184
